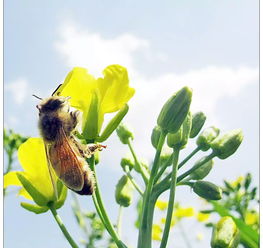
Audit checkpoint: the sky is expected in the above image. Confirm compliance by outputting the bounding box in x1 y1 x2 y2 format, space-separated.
4 1 259 248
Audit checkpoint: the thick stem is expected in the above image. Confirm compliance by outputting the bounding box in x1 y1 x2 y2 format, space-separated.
159 149 179 248
49 205 79 248
137 131 166 248
90 157 127 248
127 139 149 184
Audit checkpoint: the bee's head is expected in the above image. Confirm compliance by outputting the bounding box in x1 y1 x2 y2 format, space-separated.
37 96 71 114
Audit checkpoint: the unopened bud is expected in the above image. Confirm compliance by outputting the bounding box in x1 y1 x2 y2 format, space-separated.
115 175 133 207
190 157 214 180
210 129 243 159
157 87 192 134
151 126 162 149
167 111 192 149
211 216 240 248
120 157 134 171
196 126 220 151
116 123 134 144
193 181 222 200
190 112 206 138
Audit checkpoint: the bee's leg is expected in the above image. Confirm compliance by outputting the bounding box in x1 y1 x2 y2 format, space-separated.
83 144 107 158
69 110 81 129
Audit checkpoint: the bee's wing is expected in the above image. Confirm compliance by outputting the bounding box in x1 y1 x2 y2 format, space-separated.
44 143 58 200
49 127 84 192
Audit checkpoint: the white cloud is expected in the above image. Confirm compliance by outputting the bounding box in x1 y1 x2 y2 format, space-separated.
5 79 29 104
55 21 149 77
54 22 258 159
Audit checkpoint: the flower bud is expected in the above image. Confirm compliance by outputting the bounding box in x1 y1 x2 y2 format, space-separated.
157 87 192 134
193 181 222 200
116 123 134 144
190 112 206 138
115 175 133 207
190 157 214 180
151 126 162 149
210 129 243 159
167 111 192 149
196 126 220 151
244 173 251 190
120 156 134 171
96 104 129 142
211 216 240 248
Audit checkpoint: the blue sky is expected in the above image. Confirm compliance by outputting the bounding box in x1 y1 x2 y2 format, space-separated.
4 1 259 247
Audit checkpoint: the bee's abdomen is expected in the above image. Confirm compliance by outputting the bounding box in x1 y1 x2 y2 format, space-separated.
39 115 62 141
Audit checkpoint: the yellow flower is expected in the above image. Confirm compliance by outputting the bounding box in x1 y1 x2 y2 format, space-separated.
4 138 67 214
230 176 244 187
173 207 195 219
152 224 162 241
245 211 259 226
155 200 168 210
55 65 135 140
160 217 177 227
197 212 210 222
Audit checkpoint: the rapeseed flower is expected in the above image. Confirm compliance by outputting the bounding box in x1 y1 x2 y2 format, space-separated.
55 65 135 140
4 138 67 213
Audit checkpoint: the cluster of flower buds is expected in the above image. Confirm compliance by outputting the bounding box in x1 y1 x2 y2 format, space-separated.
115 175 134 207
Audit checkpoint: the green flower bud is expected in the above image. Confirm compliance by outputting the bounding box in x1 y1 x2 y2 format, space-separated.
190 157 214 180
115 175 133 207
96 104 129 142
193 181 222 200
116 123 134 144
120 156 134 171
157 86 192 133
190 111 206 138
211 216 240 248
210 129 243 159
151 126 162 149
167 111 192 149
244 173 251 190
196 126 220 151
82 91 100 140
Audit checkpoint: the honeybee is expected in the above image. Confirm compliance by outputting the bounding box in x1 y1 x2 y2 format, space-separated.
35 93 105 196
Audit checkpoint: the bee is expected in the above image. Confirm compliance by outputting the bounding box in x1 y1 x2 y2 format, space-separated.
34 92 105 197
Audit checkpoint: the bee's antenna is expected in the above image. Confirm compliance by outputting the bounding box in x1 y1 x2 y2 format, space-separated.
32 94 43 100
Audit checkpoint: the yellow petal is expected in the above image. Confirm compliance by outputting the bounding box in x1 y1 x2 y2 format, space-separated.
155 200 168 210
197 212 210 222
174 207 195 218
17 138 54 199
56 67 96 111
4 171 21 188
99 65 135 113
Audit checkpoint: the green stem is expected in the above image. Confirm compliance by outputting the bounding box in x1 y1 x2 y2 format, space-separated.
49 205 79 248
90 157 127 248
177 152 216 182
160 151 215 190
124 166 144 196
159 149 179 248
154 155 173 183
178 146 200 169
117 206 123 238
127 139 149 184
137 131 167 248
